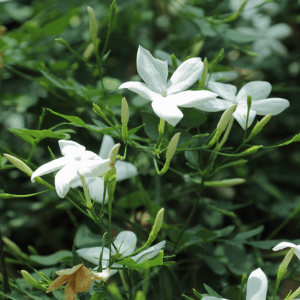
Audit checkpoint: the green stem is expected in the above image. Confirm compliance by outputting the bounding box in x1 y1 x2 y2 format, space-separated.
0 228 11 294
172 177 205 252
142 268 150 300
267 200 300 240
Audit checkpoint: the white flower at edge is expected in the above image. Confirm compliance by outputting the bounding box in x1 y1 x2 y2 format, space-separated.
71 135 137 203
119 45 217 127
77 231 166 277
202 268 268 300
273 242 300 260
238 14 292 59
229 0 278 20
199 81 290 129
31 140 118 198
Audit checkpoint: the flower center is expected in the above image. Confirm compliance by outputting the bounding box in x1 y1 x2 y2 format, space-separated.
162 91 167 97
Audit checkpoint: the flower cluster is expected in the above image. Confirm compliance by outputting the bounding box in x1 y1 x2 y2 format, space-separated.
77 231 166 277
119 45 290 129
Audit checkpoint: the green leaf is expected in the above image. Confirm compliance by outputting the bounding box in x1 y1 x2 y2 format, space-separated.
195 228 217 242
30 250 72 266
185 150 198 166
72 243 82 265
90 292 108 300
203 284 222 297
204 199 237 218
224 29 257 43
48 109 119 134
75 225 102 248
9 128 35 145
234 225 264 241
193 289 203 299
15 129 68 141
141 111 159 140
128 124 145 136
180 108 207 128
194 18 216 37
118 250 164 271
170 228 190 245
39 70 73 90
205 256 227 275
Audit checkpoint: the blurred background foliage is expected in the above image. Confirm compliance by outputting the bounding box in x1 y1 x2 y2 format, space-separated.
1 0 300 299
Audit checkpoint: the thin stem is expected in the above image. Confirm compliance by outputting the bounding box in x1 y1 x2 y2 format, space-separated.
173 177 205 252
0 228 11 294
142 268 150 300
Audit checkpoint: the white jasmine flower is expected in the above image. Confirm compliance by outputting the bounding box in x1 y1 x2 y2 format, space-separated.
273 242 300 260
238 14 291 59
71 135 137 203
31 140 119 198
77 231 166 277
199 81 289 129
229 0 278 20
202 268 268 300
119 45 217 127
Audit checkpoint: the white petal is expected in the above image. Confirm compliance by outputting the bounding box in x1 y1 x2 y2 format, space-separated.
196 98 232 112
58 140 85 158
55 162 79 198
131 241 166 263
77 247 110 266
246 268 268 300
209 71 238 82
31 157 68 182
236 81 272 102
115 161 138 182
208 82 237 102
119 81 160 101
201 297 228 300
78 159 112 177
137 45 168 94
167 90 217 108
253 14 271 30
166 58 204 94
114 231 137 256
272 242 300 259
253 40 272 58
268 39 289 57
251 98 289 115
237 27 258 37
81 150 101 160
70 174 82 188
86 177 107 203
233 106 256 129
267 23 291 39
273 242 297 251
99 135 115 159
151 100 183 127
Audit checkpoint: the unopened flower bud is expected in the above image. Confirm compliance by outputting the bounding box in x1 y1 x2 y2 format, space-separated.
55 37 69 47
217 104 237 132
136 290 146 300
166 133 180 162
2 237 23 256
3 154 33 176
87 6 98 45
82 42 94 60
247 95 252 109
107 281 123 300
198 57 208 89
204 178 245 187
121 97 129 126
278 248 295 275
247 113 272 141
21 270 46 291
109 144 121 165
